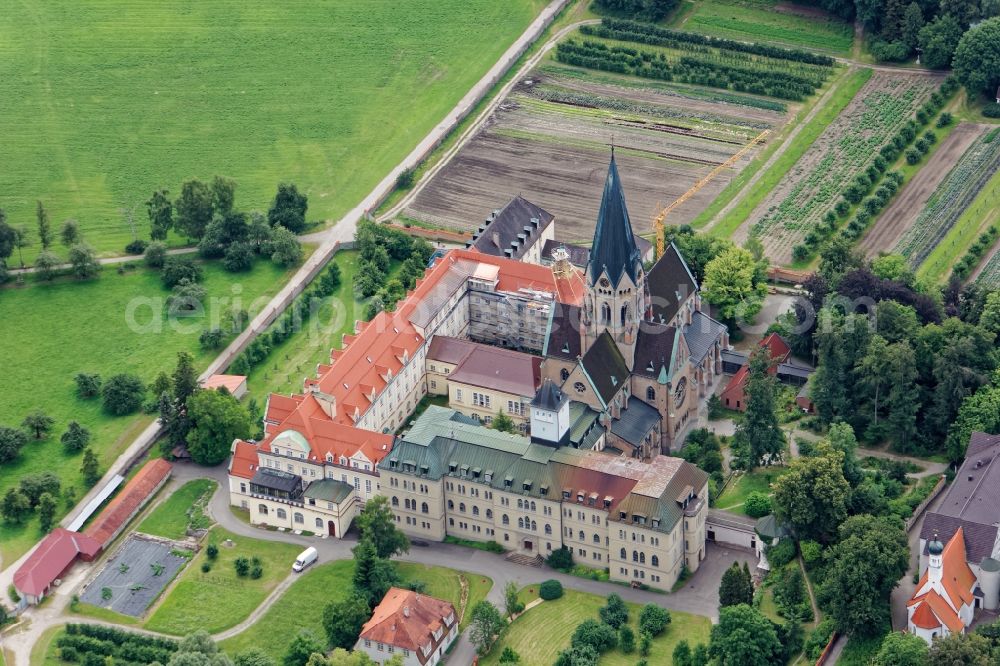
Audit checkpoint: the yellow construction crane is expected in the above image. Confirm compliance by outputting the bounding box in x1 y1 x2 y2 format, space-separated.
652 129 770 257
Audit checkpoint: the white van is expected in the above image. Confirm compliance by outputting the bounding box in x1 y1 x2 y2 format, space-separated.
292 546 318 572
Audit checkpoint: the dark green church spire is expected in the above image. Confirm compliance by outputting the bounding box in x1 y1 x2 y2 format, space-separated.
587 152 641 288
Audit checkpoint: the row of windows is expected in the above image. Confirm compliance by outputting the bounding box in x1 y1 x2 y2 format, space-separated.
617 549 660 567
256 505 325 530
617 567 661 583
362 639 410 657
618 529 661 546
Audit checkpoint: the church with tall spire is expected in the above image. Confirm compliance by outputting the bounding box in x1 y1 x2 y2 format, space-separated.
540 152 729 455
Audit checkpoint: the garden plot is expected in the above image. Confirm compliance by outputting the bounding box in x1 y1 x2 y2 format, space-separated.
80 535 190 617
737 71 940 265
892 131 1000 268
975 249 1000 288
403 68 783 243
860 123 986 257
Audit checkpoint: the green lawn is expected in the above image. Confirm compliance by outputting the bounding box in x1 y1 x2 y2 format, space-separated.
481 589 711 666
144 526 301 635
700 67 872 238
137 479 217 541
674 0 854 54
716 466 789 512
32 625 65 666
0 1 544 262
0 260 296 566
219 560 493 661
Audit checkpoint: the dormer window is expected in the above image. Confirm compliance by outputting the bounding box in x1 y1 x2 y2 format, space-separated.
460 465 469 477
504 476 513 488
523 481 532 492
472 468 481 479
540 485 549 496
420 464 429 476
619 511 627 520
449 462 457 473
485 470 494 482
577 492 584 503
389 459 398 468
563 489 571 499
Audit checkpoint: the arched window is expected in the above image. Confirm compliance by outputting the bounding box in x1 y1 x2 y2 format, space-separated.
632 550 638 562
652 555 659 567
421 502 429 514
639 552 646 564
621 303 629 325
518 517 524 529
601 303 611 324
517 499 523 509
530 501 536 511
294 512 304 524
578 530 585 541
404 499 411 510
646 386 655 401
561 368 570 381
620 548 627 559
593 534 600 544
315 517 323 528
545 524 552 535
473 506 480 516
391 496 399 507
502 514 510 526
447 500 454 510
258 504 268 515
276 508 287 520
531 520 537 531
459 503 466 513
487 509 493 519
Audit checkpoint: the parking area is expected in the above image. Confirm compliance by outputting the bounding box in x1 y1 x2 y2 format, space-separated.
80 534 190 617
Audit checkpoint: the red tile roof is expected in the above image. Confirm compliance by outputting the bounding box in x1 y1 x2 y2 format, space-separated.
202 374 247 394
13 528 102 597
259 393 394 465
360 587 456 663
85 459 172 547
910 599 944 630
908 590 964 633
720 334 792 408
230 440 260 480
443 339 542 396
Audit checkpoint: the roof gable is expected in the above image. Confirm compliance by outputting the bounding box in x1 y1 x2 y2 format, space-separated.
648 243 698 324
468 196 554 260
581 330 630 404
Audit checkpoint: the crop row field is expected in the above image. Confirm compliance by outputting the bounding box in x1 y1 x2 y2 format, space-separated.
0 0 545 262
735 71 941 265
860 123 986 257
976 248 1000 288
672 0 854 55
401 64 786 243
892 129 1000 269
559 20 835 102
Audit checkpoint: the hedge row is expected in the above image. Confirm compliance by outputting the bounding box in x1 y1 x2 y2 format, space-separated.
227 261 342 375
792 77 959 261
953 226 1000 280
556 40 822 100
584 18 835 66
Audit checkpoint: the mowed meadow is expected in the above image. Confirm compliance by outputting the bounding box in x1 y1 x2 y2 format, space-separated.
0 0 545 261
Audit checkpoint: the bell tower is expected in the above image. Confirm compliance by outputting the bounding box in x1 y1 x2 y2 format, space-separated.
581 152 647 368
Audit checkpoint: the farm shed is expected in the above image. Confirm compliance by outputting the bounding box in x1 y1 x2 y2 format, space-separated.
84 459 172 548
202 373 248 399
13 528 101 606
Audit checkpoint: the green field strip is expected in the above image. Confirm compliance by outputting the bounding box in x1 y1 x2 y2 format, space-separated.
917 168 1000 284
696 67 871 238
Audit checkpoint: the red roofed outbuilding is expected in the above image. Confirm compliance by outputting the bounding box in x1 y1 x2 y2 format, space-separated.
720 334 792 412
13 528 101 605
85 459 172 547
354 587 457 666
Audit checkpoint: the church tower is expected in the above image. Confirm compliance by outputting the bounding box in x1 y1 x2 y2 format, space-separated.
581 153 648 368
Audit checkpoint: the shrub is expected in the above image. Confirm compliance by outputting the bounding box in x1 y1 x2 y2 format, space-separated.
125 239 148 255
743 492 772 518
223 242 255 272
161 255 203 288
144 241 167 268
937 112 953 127
206 543 219 560
571 619 618 653
74 373 102 399
234 556 250 577
396 168 415 190
983 103 1000 118
599 594 629 629
539 579 564 600
766 539 796 568
619 626 636 654
201 562 211 573
638 603 671 637
800 540 822 567
905 148 922 165
547 546 573 571
250 563 263 579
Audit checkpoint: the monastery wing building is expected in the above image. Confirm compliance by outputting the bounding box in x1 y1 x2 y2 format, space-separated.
227 155 729 590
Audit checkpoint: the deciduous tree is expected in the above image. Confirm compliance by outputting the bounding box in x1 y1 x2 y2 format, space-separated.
38 492 57 532
34 250 59 281
61 219 80 247
68 243 101 279
469 600 505 654
101 373 146 416
820 514 908 635
175 179 214 240
0 426 28 463
61 421 91 454
211 176 237 216
772 443 850 543
598 594 629 629
22 409 54 439
322 594 371 649
927 632 993 664
953 17 1000 95
356 495 409 558
268 184 308 233
282 630 324 666
701 246 766 324
147 189 174 241
874 631 929 666
186 389 252 465
708 604 783 666
491 411 517 434
1 489 31 523
269 226 303 267
37 201 52 249
504 580 524 618
81 448 101 485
